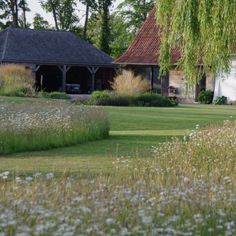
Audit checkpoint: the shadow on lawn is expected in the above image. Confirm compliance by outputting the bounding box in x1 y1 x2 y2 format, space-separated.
2 134 183 159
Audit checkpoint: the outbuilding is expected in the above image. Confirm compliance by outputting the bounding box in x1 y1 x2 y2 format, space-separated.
0 28 116 94
115 7 215 103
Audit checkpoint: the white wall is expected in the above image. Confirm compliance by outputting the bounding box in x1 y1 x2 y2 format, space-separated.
214 59 236 103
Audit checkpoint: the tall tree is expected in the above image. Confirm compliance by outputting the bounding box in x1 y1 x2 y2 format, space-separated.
33 13 50 30
79 0 97 39
117 0 155 34
11 0 19 27
98 0 112 54
41 0 60 30
0 0 19 28
110 13 135 58
18 0 30 28
109 13 135 58
157 0 236 85
41 0 79 31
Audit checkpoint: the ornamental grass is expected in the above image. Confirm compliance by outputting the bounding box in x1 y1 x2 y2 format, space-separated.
0 64 35 97
111 71 150 95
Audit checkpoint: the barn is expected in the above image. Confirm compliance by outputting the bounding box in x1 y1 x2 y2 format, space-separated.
0 28 116 94
115 7 215 103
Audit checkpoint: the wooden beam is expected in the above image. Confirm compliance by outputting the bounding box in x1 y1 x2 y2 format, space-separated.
87 66 99 74
87 66 99 92
31 65 40 85
62 65 67 92
151 66 154 91
58 65 71 92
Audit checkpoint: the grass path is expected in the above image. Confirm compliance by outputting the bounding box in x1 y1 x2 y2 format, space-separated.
0 96 236 174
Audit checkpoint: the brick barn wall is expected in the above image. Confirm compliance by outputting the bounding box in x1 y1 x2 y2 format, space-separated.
206 73 215 91
169 70 195 103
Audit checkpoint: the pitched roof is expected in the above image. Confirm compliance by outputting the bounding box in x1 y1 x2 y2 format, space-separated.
0 28 114 67
115 6 181 66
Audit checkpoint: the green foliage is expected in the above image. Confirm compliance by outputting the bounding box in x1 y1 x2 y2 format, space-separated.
131 93 178 107
41 0 79 31
89 91 178 107
109 14 135 58
92 90 112 100
0 103 109 154
0 64 34 97
33 13 50 29
98 0 112 54
198 90 214 104
96 96 130 106
117 0 155 34
39 91 70 100
157 0 236 84
86 0 154 58
214 96 227 105
88 91 129 106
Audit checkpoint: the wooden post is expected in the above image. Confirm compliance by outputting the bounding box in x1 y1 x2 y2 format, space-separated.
151 66 154 91
32 65 40 81
87 67 99 92
58 65 71 92
31 65 40 90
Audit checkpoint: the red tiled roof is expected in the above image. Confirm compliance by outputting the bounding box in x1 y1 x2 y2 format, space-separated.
115 6 181 65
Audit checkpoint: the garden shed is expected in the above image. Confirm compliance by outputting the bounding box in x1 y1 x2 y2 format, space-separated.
0 28 116 94
115 7 215 103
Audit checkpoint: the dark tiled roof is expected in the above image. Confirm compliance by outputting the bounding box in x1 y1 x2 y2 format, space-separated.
115 6 181 65
0 28 114 67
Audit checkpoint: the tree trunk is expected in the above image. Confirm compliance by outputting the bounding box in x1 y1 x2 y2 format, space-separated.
22 0 27 28
99 2 111 54
52 7 59 30
11 0 19 27
15 0 18 27
83 2 89 39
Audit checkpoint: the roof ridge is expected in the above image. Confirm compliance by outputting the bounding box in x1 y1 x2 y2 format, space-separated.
7 27 74 34
1 29 9 61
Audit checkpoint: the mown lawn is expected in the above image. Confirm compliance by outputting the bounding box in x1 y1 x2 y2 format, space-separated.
0 96 236 174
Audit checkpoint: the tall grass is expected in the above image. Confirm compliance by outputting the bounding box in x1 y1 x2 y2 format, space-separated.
0 103 109 154
0 64 34 96
111 70 150 95
0 122 235 235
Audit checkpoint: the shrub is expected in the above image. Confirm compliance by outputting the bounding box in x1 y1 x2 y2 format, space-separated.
130 93 178 107
214 96 227 105
111 71 150 95
92 90 113 100
198 90 214 104
96 96 130 106
39 91 70 100
0 64 34 97
87 92 178 107
0 103 109 154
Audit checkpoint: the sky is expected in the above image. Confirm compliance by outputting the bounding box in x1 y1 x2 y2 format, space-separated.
28 0 122 26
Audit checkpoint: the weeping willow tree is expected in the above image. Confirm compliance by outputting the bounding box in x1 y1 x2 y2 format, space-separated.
156 0 236 85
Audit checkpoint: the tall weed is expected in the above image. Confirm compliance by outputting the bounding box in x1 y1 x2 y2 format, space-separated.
0 64 34 96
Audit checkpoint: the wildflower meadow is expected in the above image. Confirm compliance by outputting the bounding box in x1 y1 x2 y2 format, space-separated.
0 102 109 154
0 120 235 235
